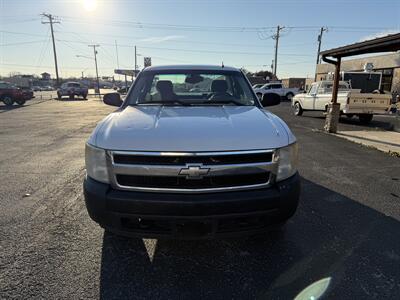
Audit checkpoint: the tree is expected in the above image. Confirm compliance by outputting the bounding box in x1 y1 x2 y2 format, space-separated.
241 68 278 81
253 70 278 81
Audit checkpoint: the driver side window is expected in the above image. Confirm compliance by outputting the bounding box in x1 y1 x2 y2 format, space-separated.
309 84 318 95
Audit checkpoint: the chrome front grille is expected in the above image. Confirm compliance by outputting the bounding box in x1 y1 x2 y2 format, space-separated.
107 150 277 193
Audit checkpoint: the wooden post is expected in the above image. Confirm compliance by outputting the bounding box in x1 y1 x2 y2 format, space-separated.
324 56 341 133
332 57 341 104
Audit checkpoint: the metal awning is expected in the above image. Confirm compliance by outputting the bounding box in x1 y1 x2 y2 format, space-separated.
320 32 400 133
320 33 400 58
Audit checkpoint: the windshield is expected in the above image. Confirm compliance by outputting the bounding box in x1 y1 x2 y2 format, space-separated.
125 70 258 106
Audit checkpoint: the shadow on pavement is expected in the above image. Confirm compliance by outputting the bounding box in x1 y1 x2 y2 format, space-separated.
0 104 22 112
339 116 393 130
57 98 89 101
0 103 30 113
299 113 393 130
99 178 400 299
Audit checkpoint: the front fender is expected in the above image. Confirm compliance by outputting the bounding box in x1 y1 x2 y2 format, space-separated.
292 96 304 107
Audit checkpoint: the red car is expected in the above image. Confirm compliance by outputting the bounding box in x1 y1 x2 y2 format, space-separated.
0 81 26 106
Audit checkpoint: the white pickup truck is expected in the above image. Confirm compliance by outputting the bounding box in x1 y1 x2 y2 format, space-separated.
254 82 299 100
292 81 392 124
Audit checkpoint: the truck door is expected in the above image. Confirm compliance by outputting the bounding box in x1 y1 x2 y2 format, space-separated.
303 83 318 109
270 84 283 96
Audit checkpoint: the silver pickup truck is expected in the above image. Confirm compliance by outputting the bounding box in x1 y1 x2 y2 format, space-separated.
83 65 300 239
253 82 299 101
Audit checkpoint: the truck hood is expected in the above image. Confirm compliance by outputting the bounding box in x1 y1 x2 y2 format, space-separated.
93 106 292 152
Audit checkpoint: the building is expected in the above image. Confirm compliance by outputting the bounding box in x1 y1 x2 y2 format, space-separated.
41 72 51 80
316 52 400 93
281 78 306 89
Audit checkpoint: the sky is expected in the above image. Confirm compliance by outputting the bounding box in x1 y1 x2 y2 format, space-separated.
1 0 399 79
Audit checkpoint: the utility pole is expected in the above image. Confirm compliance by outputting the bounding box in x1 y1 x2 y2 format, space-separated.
41 13 60 87
88 44 100 95
115 40 120 69
315 27 327 81
134 45 137 77
272 25 284 77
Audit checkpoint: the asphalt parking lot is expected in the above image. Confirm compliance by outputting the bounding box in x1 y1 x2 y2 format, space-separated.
0 99 399 299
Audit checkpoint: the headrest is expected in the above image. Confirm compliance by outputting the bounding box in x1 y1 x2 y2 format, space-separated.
156 80 174 93
211 80 228 93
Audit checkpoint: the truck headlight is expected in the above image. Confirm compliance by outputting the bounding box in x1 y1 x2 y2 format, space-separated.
85 143 109 183
276 143 298 181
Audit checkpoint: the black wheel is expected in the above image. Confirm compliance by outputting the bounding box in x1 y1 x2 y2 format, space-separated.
359 114 373 124
293 102 303 116
2 95 14 106
57 92 62 100
286 92 294 101
82 94 88 100
15 99 26 106
346 114 354 119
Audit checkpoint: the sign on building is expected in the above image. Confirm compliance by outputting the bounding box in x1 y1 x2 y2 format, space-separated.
144 57 152 68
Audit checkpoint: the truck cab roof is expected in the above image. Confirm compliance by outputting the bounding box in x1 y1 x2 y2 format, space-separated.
143 65 240 72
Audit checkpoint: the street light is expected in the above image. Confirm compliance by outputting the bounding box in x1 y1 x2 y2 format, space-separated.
76 55 93 60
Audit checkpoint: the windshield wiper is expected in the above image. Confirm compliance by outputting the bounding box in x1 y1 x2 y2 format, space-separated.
138 100 191 106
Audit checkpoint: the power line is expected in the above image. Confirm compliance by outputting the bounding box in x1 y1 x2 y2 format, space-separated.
0 62 115 70
35 28 51 73
60 15 396 33
0 40 47 46
60 16 277 32
57 39 92 57
55 39 314 57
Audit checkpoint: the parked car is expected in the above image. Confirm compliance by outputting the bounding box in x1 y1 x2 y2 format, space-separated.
292 81 392 124
57 82 88 100
84 65 300 239
254 82 299 100
0 81 26 106
42 85 54 91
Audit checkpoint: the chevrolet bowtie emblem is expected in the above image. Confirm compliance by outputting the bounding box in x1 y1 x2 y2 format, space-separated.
179 165 210 179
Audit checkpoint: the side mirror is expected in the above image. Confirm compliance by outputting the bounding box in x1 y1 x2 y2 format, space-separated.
261 93 281 107
103 92 123 107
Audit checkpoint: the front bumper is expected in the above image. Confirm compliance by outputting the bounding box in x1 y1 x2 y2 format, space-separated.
83 173 300 239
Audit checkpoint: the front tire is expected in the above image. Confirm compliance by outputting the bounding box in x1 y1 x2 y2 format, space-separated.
57 92 62 100
293 102 303 116
2 95 14 106
359 114 373 124
15 99 26 106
